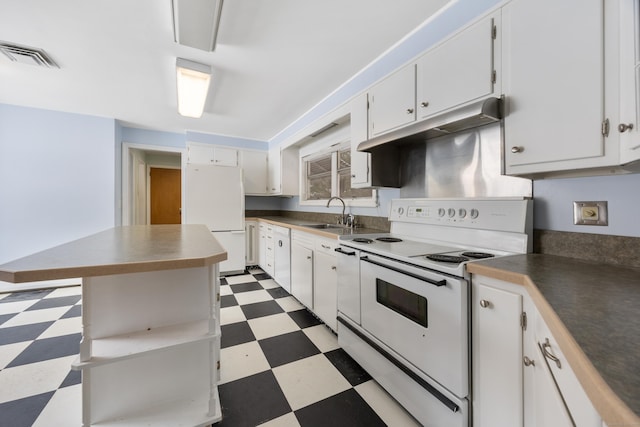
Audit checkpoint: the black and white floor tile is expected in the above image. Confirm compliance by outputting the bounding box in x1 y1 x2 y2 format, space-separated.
0 269 419 426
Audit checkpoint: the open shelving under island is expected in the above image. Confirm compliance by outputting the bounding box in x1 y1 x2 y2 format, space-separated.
0 225 227 427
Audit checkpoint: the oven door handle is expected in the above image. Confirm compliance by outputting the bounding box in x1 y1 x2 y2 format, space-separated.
335 247 357 256
360 256 447 287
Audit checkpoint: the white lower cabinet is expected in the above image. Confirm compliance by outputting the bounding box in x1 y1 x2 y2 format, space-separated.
264 224 275 277
291 230 314 308
472 274 602 427
72 265 221 426
258 222 267 269
313 237 338 331
473 280 524 427
532 310 602 427
245 220 258 266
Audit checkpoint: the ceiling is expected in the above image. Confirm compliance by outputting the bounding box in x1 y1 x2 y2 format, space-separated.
0 0 450 142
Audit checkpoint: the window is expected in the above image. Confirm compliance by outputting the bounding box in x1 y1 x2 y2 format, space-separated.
301 144 375 206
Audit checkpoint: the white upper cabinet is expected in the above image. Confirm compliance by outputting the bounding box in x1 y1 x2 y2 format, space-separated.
417 13 499 120
368 64 416 137
187 142 238 166
239 150 268 195
268 146 298 196
503 0 611 175
619 0 640 164
350 92 371 188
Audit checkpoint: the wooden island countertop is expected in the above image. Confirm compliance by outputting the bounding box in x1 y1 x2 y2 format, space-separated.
0 224 227 283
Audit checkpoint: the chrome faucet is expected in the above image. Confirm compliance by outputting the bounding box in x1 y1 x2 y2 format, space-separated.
326 196 346 225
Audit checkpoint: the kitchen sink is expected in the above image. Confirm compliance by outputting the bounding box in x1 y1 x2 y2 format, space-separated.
302 223 346 229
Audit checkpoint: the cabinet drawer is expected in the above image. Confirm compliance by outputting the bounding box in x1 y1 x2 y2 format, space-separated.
315 237 338 255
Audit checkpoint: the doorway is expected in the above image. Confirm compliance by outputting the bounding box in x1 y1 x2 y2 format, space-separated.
122 143 185 226
150 167 181 224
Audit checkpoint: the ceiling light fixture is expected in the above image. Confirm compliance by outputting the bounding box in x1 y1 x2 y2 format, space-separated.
176 58 211 118
172 0 224 52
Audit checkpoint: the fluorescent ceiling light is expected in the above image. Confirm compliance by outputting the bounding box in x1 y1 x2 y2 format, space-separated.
176 58 211 118
172 0 224 52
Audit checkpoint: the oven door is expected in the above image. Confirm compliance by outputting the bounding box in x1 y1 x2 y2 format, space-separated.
359 252 469 398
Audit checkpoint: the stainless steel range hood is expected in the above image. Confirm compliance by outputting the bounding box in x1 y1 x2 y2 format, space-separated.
358 97 502 153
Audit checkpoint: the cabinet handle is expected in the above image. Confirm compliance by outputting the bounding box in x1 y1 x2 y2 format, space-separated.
479 299 491 308
307 256 312 260
511 146 524 153
420 101 429 108
351 174 356 178
523 356 535 367
331 266 337 270
618 123 634 133
540 338 562 369
406 108 414 114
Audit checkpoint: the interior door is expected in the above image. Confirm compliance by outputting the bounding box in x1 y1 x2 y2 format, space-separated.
150 167 181 224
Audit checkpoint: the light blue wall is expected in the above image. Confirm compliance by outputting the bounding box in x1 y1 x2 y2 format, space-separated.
121 126 185 148
0 104 116 264
187 131 268 151
533 174 640 237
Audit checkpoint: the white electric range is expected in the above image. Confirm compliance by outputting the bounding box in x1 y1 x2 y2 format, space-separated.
336 197 533 427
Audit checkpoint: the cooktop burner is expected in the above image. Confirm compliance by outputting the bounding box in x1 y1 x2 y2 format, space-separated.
352 238 374 244
376 237 403 243
426 254 470 264
461 251 495 259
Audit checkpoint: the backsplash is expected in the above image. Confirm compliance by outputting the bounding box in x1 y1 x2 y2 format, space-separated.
534 229 640 268
246 210 391 232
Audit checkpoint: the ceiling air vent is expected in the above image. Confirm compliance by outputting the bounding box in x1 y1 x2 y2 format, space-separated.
0 42 59 68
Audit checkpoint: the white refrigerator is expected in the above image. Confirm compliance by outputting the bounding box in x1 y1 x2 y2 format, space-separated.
184 164 245 275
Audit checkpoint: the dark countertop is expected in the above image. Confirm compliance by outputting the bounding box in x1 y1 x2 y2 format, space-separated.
467 254 640 426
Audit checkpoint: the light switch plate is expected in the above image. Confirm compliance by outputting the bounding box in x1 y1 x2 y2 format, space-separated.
573 201 608 226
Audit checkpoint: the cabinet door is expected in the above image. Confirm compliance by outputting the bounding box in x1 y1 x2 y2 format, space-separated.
417 13 497 120
313 241 338 331
503 0 606 174
267 147 281 194
245 221 257 265
473 282 524 427
187 144 215 164
258 224 267 269
290 240 313 308
619 0 640 164
240 150 268 195
350 92 371 188
368 64 416 137
534 312 601 427
531 350 575 427
212 146 238 166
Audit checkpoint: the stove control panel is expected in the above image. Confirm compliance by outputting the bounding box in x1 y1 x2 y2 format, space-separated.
390 198 532 233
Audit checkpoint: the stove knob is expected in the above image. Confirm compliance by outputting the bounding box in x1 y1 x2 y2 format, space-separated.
470 208 479 219
458 208 467 218
438 208 446 217
397 207 405 216
447 208 456 218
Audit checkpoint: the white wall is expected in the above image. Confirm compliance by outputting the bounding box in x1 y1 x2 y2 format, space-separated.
0 104 116 264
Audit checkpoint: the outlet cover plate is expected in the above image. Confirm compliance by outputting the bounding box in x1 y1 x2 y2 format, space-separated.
573 201 608 226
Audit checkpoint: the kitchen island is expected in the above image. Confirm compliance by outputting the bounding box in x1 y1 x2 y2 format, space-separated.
468 254 640 427
0 225 227 427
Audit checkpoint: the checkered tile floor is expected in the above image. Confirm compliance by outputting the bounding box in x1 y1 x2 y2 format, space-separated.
0 269 419 426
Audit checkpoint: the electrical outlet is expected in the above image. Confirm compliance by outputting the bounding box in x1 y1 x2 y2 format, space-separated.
573 201 608 226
